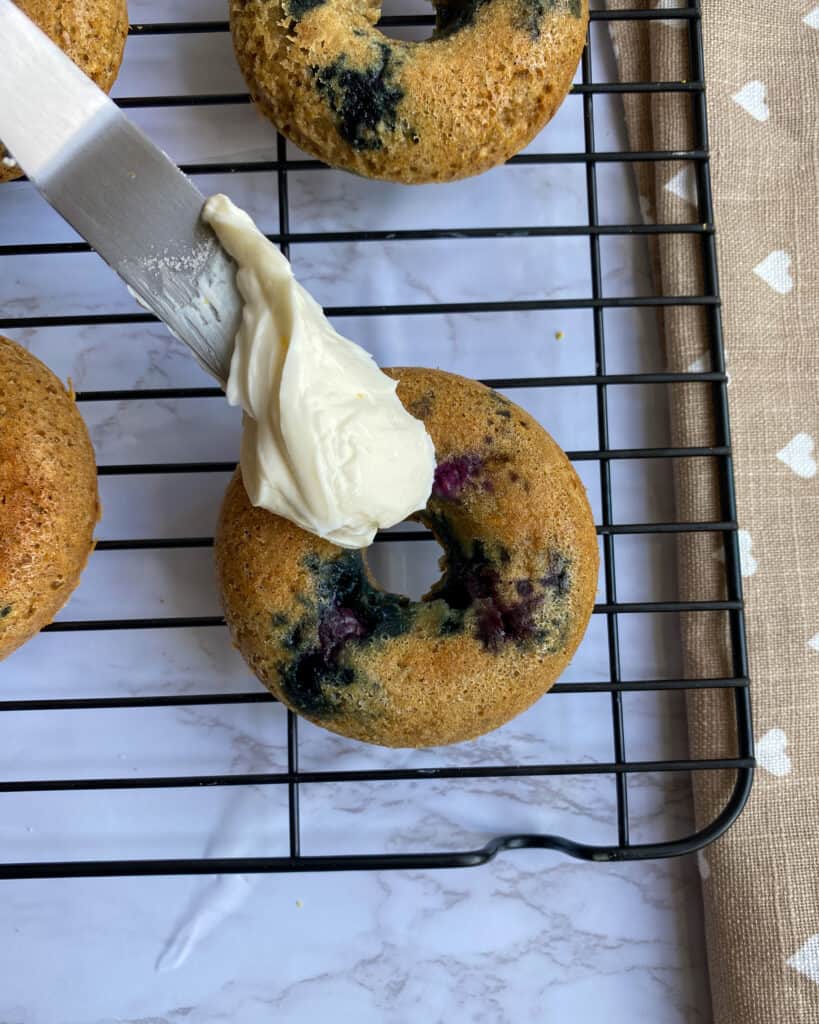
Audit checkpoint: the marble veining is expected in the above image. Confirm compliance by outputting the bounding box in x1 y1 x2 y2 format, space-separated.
0 0 711 1020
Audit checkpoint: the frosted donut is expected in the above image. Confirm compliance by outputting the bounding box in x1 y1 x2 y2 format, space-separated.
229 0 588 183
215 368 598 747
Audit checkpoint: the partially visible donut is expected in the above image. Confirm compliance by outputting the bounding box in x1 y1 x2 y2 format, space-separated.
0 337 100 661
229 0 588 184
215 368 598 747
1 0 129 183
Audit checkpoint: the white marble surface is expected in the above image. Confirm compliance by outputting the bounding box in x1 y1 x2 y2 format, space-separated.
0 1 712 1020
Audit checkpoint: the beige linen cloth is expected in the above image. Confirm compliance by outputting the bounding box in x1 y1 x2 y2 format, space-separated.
608 1 819 1020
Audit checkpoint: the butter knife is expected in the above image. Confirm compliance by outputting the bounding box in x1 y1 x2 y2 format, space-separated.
0 0 241 384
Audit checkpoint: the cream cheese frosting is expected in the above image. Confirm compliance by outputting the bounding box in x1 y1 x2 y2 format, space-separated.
202 194 435 549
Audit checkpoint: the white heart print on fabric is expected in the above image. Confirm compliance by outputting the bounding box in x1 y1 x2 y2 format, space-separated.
805 7 819 29
788 935 819 985
664 165 697 206
777 433 817 479
738 529 757 577
716 529 756 574
731 81 770 122
753 250 794 294
809 634 819 654
687 351 732 385
757 728 792 777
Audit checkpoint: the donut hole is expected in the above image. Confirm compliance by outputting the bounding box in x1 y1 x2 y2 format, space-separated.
364 530 445 602
376 21 434 42
375 0 487 43
376 0 438 42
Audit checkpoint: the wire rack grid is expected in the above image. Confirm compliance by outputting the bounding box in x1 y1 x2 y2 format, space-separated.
0 1 752 878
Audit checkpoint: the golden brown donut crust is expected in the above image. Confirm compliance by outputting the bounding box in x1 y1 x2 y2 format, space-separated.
229 0 588 183
215 368 598 747
0 337 100 661
0 0 129 182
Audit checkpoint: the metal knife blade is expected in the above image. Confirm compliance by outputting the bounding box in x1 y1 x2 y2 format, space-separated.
0 0 241 384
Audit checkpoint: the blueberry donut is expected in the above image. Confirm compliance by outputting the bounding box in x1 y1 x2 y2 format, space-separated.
0 337 99 661
216 368 597 747
1 0 129 183
229 0 587 183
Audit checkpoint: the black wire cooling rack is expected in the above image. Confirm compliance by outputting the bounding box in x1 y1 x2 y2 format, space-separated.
0 2 753 878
